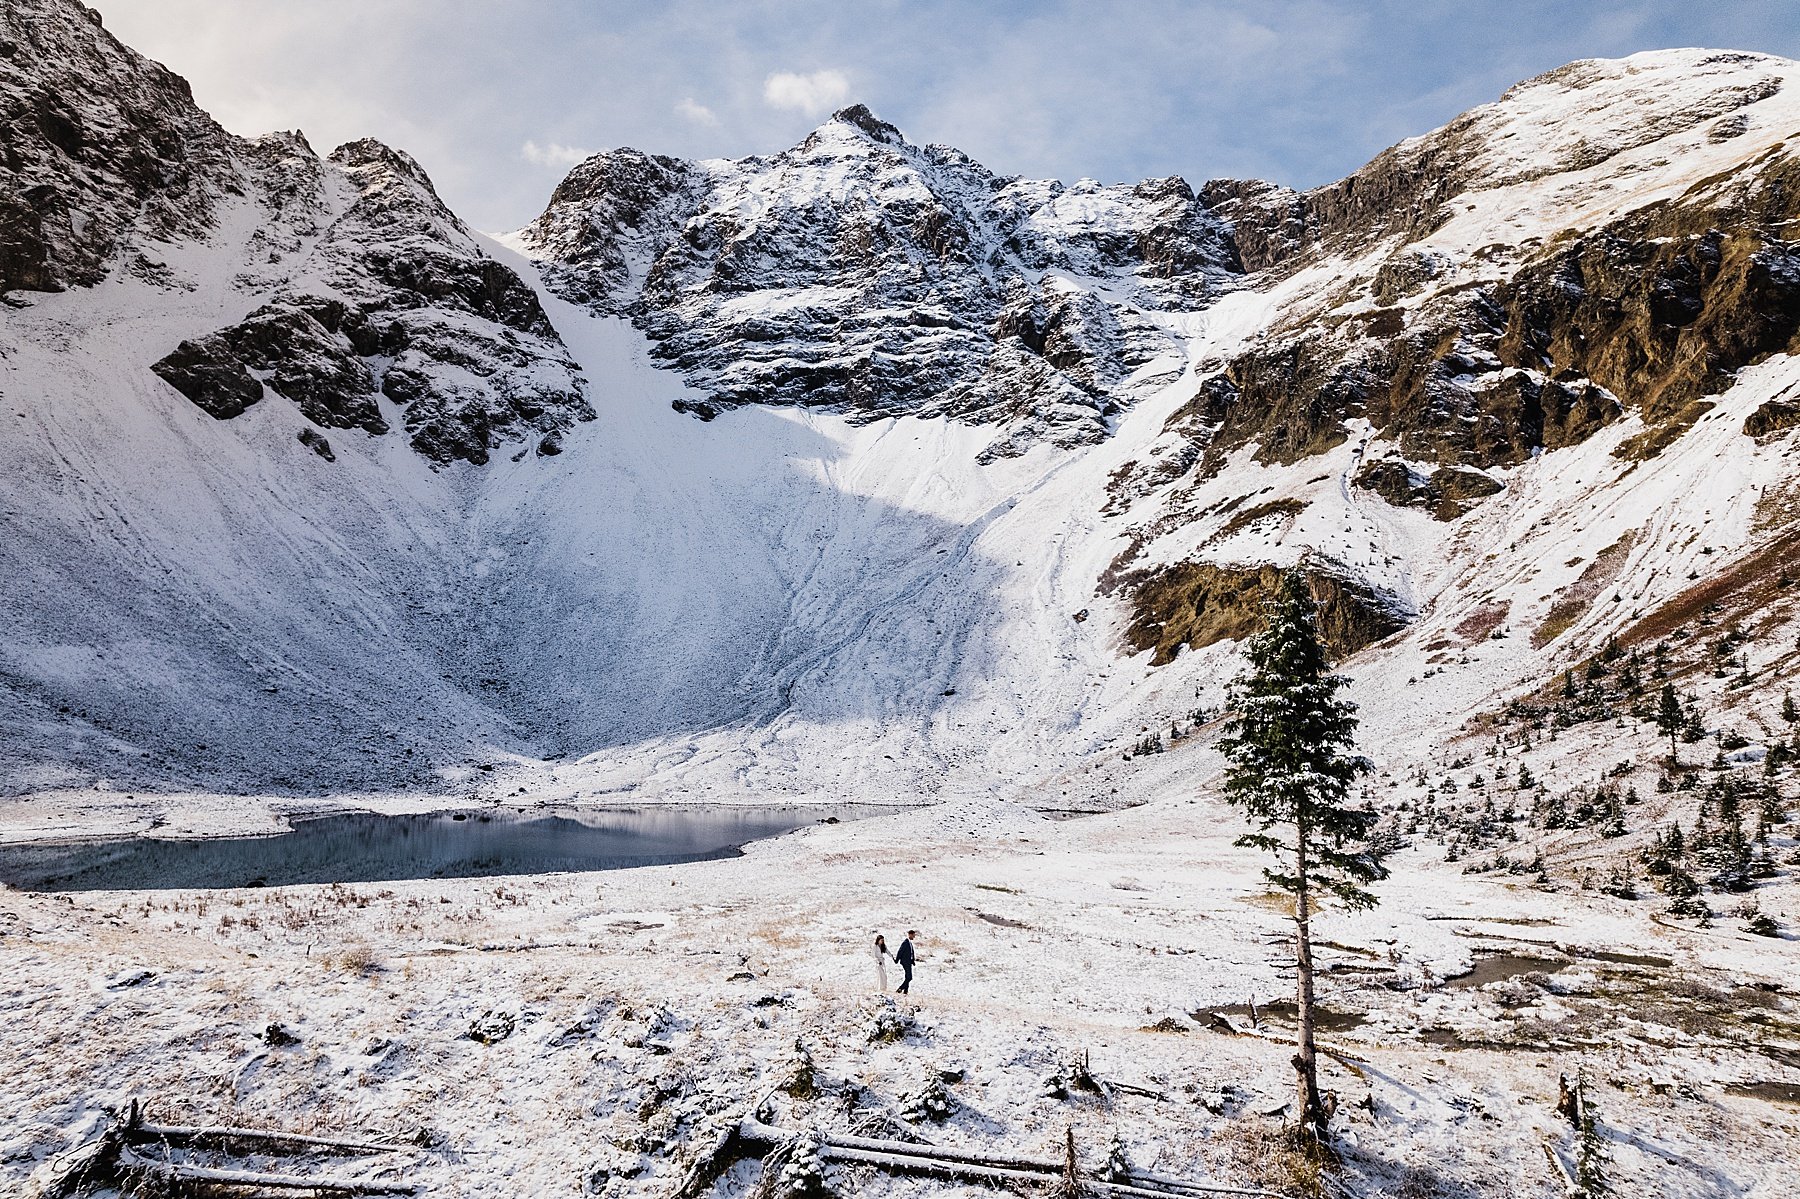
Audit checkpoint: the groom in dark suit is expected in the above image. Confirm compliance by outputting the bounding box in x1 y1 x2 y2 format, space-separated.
895 930 916 994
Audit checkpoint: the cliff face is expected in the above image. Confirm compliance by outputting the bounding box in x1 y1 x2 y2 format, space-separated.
1093 51 1800 662
512 105 1240 461
2 0 591 466
1173 51 1800 477
1117 560 1410 666
150 138 591 465
0 0 240 293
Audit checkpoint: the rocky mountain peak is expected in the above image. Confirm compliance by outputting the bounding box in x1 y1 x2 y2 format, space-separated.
329 137 450 212
0 0 240 292
791 106 915 165
151 114 594 463
512 147 702 311
516 102 1239 458
824 103 906 145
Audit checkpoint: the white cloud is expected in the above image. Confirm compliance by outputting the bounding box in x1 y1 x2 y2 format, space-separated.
520 139 593 168
675 97 719 126
762 69 850 117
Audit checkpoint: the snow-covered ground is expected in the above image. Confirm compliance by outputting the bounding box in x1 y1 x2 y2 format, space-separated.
4 774 1795 1198
5 130 1799 1199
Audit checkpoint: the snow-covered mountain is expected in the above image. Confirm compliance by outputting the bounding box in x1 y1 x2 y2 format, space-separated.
509 105 1236 461
5 0 1800 809
2 0 590 467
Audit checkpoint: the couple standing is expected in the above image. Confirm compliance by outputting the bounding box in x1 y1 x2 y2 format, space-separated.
872 930 918 994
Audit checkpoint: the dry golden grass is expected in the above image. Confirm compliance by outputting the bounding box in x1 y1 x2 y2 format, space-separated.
1239 891 1296 917
1531 530 1637 649
1453 600 1511 643
1211 1118 1326 1197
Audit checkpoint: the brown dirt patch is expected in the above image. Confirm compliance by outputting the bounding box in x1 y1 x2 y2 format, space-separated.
1454 600 1511 642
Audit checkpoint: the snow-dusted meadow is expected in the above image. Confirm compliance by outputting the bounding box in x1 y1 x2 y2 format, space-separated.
4 768 1796 1197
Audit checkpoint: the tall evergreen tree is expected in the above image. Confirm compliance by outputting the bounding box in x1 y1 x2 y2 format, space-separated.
1217 572 1383 1142
1655 684 1683 760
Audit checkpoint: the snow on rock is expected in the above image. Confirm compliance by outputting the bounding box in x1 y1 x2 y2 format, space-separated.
2 0 590 468
0 1 1798 865
510 104 1238 461
0 0 241 292
150 137 592 466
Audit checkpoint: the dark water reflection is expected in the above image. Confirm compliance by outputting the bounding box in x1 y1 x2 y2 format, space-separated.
0 805 875 891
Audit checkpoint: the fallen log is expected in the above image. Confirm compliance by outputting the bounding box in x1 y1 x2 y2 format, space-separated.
1127 1164 1294 1197
743 1118 1056 1174
1096 1180 1290 1199
670 1119 758 1199
738 1119 1291 1199
127 1122 402 1156
826 1145 1054 1187
827 1147 1290 1199
1540 1138 1576 1193
119 1149 416 1194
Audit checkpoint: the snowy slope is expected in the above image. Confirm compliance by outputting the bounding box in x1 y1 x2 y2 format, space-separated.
0 231 1225 801
5 5 1800 825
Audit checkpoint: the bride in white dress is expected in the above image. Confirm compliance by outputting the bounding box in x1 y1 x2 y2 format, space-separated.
872 934 893 991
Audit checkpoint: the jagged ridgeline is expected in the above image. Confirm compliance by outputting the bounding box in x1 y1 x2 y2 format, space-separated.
7 0 1800 795
505 51 1800 658
1192 52 1800 474
1 0 591 465
9 4 1797 481
509 103 1240 461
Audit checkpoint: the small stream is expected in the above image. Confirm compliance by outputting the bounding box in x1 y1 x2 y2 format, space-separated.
0 805 878 891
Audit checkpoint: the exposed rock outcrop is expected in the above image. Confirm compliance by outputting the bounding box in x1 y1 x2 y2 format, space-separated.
144 138 593 465
1118 559 1411 666
0 0 239 293
1745 396 1800 439
3 0 591 466
514 106 1238 459
1141 49 1800 514
1353 457 1503 520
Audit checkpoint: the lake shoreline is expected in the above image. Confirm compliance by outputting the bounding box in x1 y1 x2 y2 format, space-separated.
0 802 899 892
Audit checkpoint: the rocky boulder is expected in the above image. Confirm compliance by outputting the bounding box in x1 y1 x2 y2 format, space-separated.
1117 559 1410 665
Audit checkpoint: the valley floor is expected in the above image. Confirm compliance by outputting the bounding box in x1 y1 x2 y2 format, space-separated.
3 785 1795 1198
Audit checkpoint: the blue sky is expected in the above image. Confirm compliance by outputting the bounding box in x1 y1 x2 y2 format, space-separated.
90 1 1800 232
